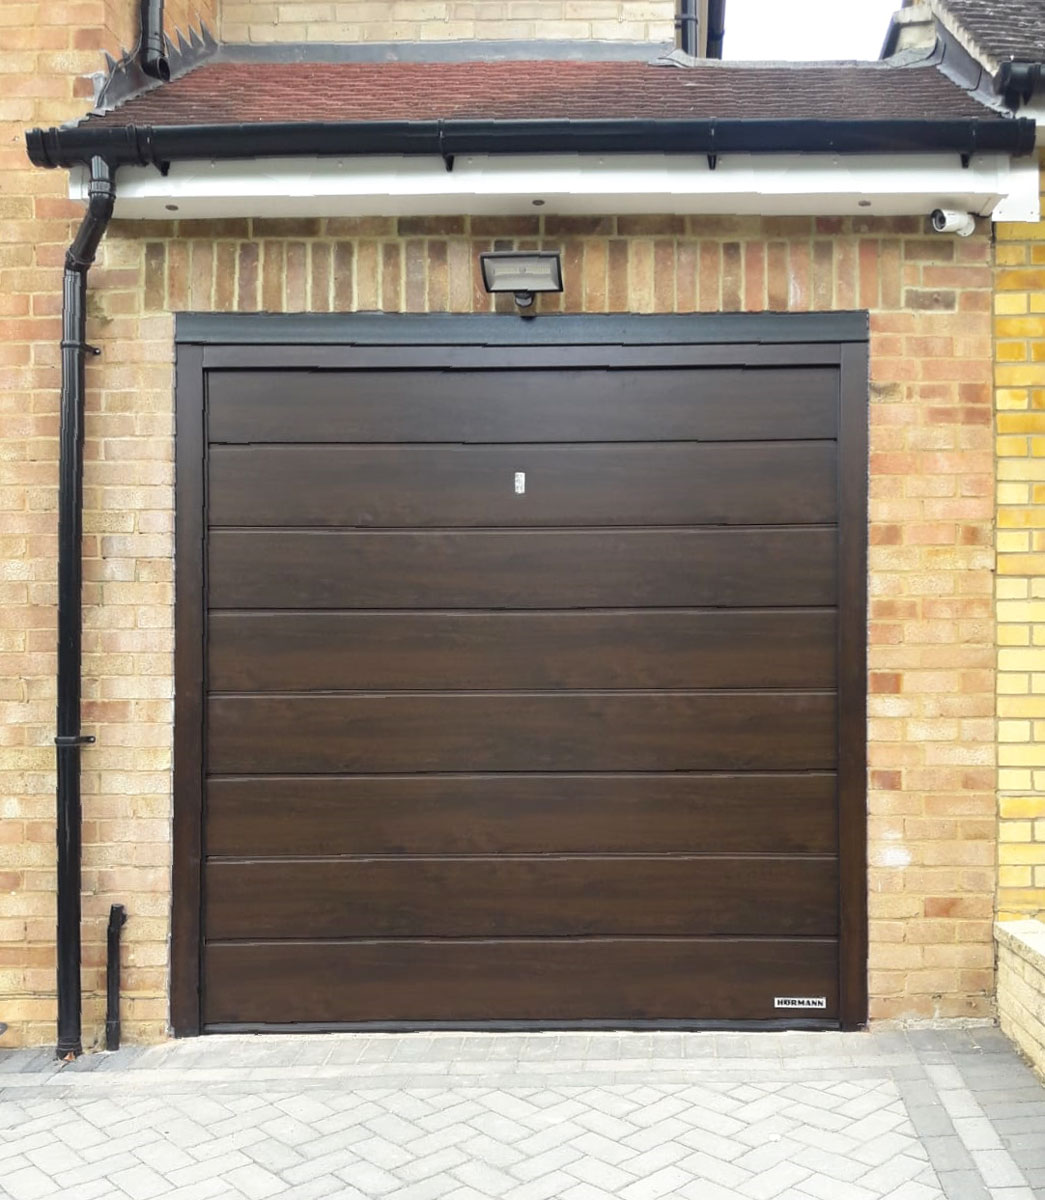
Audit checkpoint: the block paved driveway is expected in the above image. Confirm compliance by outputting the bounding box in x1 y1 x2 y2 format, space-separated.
1 1027 1044 1200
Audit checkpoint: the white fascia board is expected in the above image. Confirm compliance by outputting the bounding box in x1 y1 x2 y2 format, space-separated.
992 154 1041 222
70 151 1040 224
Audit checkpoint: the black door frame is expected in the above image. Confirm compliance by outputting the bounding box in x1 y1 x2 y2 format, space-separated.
172 311 869 1036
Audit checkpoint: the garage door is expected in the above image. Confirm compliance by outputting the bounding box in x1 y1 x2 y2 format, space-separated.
173 315 867 1032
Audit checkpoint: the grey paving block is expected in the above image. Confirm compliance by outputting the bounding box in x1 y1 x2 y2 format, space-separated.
920 1135 975 1173
107 1162 174 1200
904 1104 957 1138
502 1171 578 1200
4 1028 1045 1200
561 1155 636 1190
952 1115 1004 1150
970 1148 1030 1188
2 1164 60 1200
936 1168 992 1199
619 1164 694 1200
1005 1142 1045 1168
882 1182 945 1200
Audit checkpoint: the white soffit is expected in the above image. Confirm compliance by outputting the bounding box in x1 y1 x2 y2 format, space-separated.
72 152 1041 224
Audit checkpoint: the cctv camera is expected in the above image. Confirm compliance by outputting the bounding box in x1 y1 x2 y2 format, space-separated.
931 209 976 237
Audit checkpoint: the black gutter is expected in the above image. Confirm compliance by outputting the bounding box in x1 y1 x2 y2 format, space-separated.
56 157 116 1060
139 0 170 80
25 114 1038 168
707 0 726 59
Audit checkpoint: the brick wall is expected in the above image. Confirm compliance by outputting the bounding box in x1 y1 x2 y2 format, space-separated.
1 185 999 1041
996 919 1045 1076
0 0 211 1048
219 1 677 44
101 0 217 48
995 156 1045 924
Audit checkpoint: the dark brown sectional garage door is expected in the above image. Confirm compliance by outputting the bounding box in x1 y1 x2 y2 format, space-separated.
173 317 867 1032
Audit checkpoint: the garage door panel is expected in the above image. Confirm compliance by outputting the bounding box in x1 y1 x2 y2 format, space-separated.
205 857 838 940
208 368 839 445
207 692 837 774
207 528 838 609
207 610 838 692
207 442 837 529
202 939 840 1026
188 336 863 1032
205 774 839 857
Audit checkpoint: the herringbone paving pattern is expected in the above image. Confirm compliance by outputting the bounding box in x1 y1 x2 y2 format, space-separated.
0 1029 1042 1199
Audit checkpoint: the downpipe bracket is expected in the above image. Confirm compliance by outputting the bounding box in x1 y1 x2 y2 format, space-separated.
55 735 95 747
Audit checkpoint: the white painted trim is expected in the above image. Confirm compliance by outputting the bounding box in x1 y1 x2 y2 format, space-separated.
71 152 1040 224
992 156 1041 222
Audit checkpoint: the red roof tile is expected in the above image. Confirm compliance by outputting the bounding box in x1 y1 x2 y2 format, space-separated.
85 59 997 127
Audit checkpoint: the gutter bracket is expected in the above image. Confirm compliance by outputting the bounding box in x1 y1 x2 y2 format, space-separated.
707 153 718 171
961 153 971 169
438 124 454 172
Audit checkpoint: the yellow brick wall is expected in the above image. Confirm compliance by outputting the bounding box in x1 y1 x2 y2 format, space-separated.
0 0 1003 1049
219 0 677 43
101 0 217 47
996 920 1045 1075
2 189 1000 1043
995 154 1045 924
0 0 210 1049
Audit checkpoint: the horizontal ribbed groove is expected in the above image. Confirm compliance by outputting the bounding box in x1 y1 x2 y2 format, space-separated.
211 438 839 448
207 523 839 534
208 696 839 700
209 606 839 613
203 1020 841 1033
206 769 840 780
207 605 838 615
209 525 838 533
208 687 839 699
206 852 839 864
209 438 839 448
203 935 840 946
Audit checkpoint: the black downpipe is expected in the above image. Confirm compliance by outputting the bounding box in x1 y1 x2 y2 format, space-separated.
676 0 699 56
139 0 170 81
56 157 116 1060
706 0 726 59
105 905 128 1051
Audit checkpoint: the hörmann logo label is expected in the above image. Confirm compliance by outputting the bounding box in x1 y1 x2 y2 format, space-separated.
774 997 828 1010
